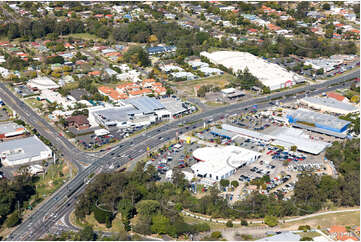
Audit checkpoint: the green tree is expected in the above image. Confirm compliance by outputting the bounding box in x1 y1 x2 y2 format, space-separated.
231 180 239 188
151 214 172 235
226 220 233 227
6 212 21 228
264 215 278 227
220 179 230 188
135 200 160 217
322 3 331 10
241 219 248 226
77 225 96 241
300 237 313 241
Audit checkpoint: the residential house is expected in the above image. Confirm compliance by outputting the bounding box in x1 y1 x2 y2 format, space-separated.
328 226 358 241
66 115 90 130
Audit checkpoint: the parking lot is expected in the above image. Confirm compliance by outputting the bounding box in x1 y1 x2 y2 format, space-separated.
75 132 121 150
144 141 202 181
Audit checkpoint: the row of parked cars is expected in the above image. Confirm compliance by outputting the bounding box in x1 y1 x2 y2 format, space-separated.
266 174 292 193
267 147 306 162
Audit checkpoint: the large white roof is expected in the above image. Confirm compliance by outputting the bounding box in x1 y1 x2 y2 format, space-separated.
268 127 331 155
200 51 302 90
28 76 60 90
192 146 261 177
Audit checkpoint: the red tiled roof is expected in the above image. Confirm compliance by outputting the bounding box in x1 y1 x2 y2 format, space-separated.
327 92 345 102
98 86 113 94
89 70 101 76
66 115 89 125
330 225 347 233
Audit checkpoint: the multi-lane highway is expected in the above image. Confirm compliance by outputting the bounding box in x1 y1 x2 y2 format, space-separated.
3 68 359 241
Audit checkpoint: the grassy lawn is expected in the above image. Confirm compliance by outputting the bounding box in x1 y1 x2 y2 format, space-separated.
28 161 75 207
296 231 321 238
205 101 227 107
181 214 263 230
280 211 360 230
70 210 124 233
24 98 43 110
173 74 234 96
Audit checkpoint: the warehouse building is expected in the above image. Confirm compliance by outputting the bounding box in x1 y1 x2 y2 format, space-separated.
200 51 304 90
89 96 179 129
0 136 52 167
159 98 192 117
220 123 331 155
191 146 261 181
221 123 273 142
27 76 60 90
299 97 359 115
0 122 26 140
286 109 351 133
268 127 331 155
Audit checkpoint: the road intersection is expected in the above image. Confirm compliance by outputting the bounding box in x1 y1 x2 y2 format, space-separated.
1 68 359 241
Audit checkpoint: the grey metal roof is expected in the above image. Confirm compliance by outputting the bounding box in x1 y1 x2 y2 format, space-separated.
292 123 347 138
93 106 140 123
288 109 350 130
159 98 187 115
0 136 51 162
124 96 165 114
222 124 272 141
210 127 238 139
257 232 301 241
0 122 24 134
268 127 331 155
302 97 358 112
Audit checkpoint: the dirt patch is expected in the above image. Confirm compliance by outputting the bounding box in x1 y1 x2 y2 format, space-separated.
280 211 360 230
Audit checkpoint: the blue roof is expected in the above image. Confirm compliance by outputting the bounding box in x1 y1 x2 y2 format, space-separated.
124 96 165 114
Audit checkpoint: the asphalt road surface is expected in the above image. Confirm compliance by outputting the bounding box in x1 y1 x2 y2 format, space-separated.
3 68 359 241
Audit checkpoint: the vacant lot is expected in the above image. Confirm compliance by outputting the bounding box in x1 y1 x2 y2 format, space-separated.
280 210 360 230
172 73 235 96
24 98 43 110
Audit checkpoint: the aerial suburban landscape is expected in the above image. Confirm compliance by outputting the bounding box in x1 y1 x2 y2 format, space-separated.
0 1 359 241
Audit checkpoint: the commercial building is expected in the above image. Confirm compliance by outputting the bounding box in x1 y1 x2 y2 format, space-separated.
90 105 154 129
287 109 350 133
27 76 60 90
200 51 304 90
221 123 273 142
159 98 192 117
89 96 173 129
221 88 245 99
299 97 358 115
0 122 26 140
221 123 331 155
191 145 261 181
268 127 331 155
0 136 52 167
